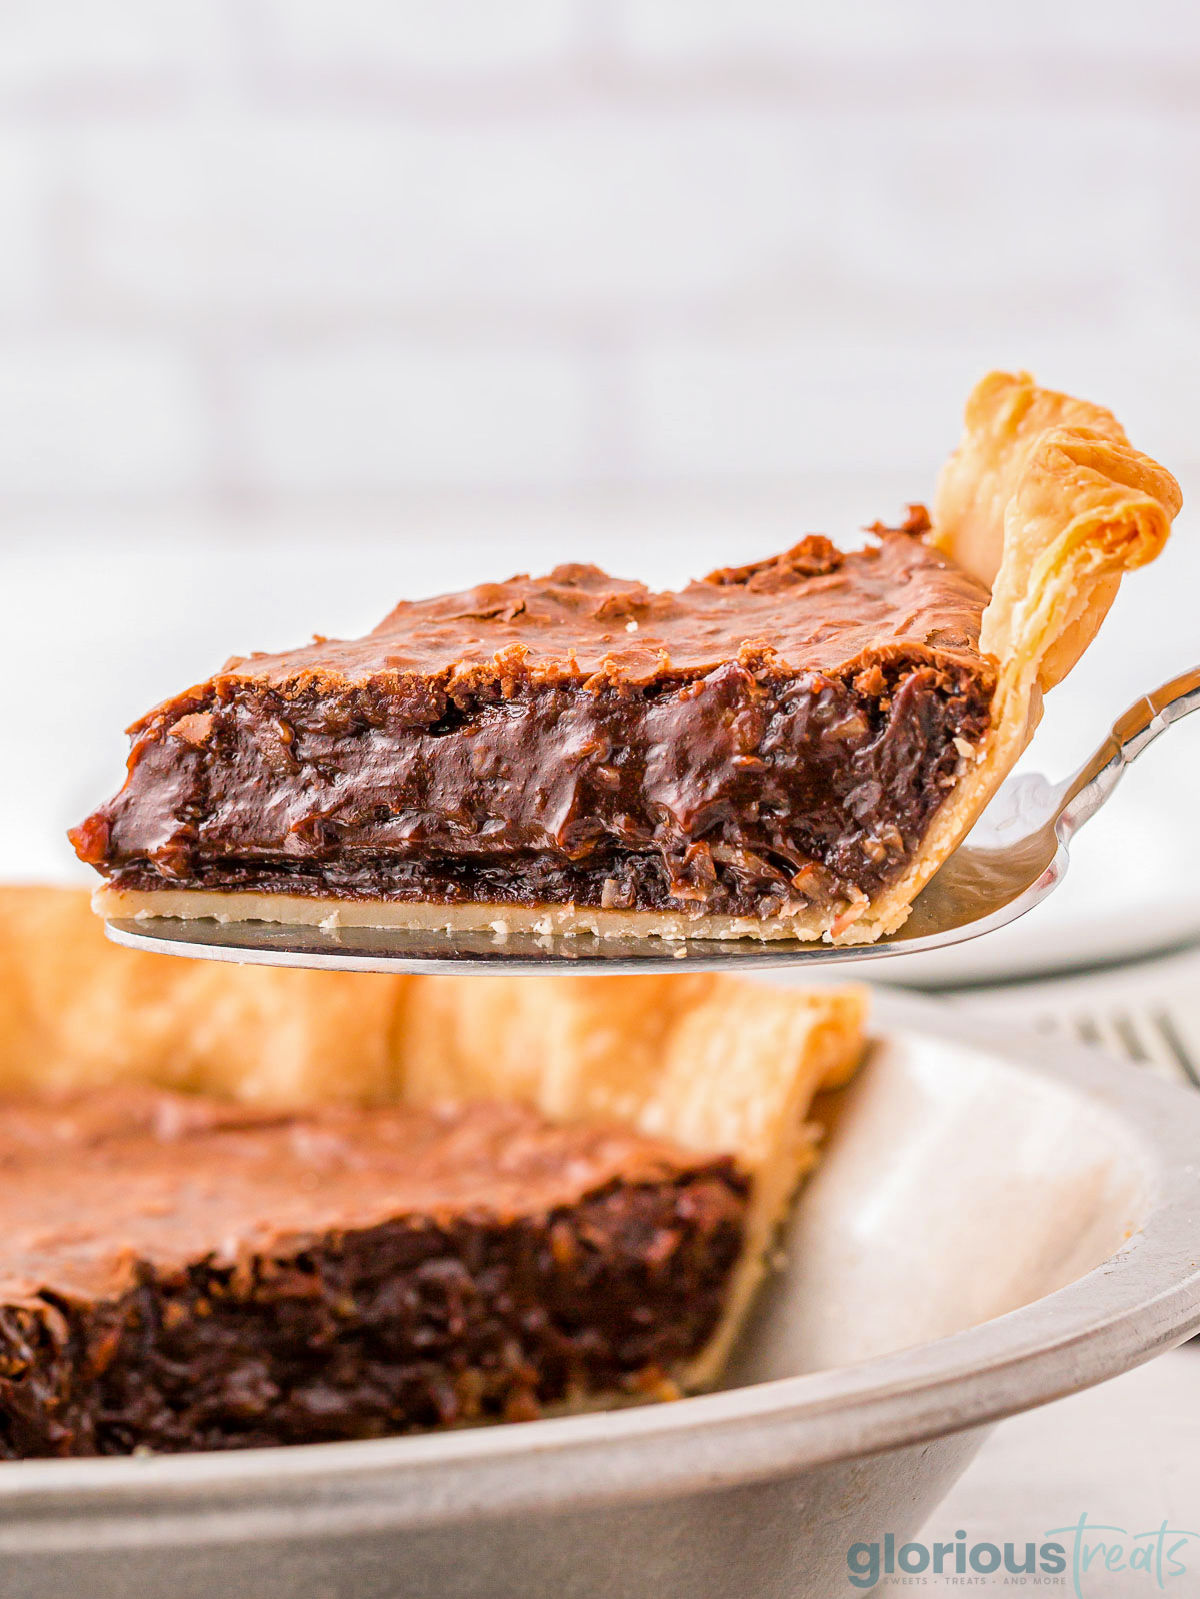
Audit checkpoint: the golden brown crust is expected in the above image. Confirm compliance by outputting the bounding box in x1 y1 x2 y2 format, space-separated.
846 370 1181 943
0 885 409 1104
94 882 844 942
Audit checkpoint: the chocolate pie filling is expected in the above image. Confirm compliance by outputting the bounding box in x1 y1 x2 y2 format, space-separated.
0 1090 747 1457
72 520 995 919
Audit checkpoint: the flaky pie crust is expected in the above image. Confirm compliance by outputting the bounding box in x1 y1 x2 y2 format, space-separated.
854 370 1181 942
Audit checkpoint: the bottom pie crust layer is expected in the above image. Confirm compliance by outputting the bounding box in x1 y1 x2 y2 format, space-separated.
95 883 852 943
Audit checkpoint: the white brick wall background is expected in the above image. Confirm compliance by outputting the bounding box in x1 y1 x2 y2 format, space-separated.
0 0 1196 534
3 0 1200 915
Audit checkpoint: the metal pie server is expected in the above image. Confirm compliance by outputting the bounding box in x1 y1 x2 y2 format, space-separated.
105 665 1200 975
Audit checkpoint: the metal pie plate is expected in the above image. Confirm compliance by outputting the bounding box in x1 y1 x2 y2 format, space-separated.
2 992 1199 1599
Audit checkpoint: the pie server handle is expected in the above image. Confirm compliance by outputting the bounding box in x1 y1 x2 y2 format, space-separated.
1056 664 1200 841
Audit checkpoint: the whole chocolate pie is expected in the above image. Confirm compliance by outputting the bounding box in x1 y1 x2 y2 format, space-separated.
0 888 865 1454
72 373 1181 943
0 1087 751 1455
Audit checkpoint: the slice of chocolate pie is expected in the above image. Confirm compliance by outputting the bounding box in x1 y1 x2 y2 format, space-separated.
72 372 1181 943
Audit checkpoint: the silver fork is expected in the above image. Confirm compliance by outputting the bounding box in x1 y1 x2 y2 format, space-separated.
1037 1003 1200 1089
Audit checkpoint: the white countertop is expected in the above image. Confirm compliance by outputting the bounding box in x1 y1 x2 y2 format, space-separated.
917 1347 1200 1597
